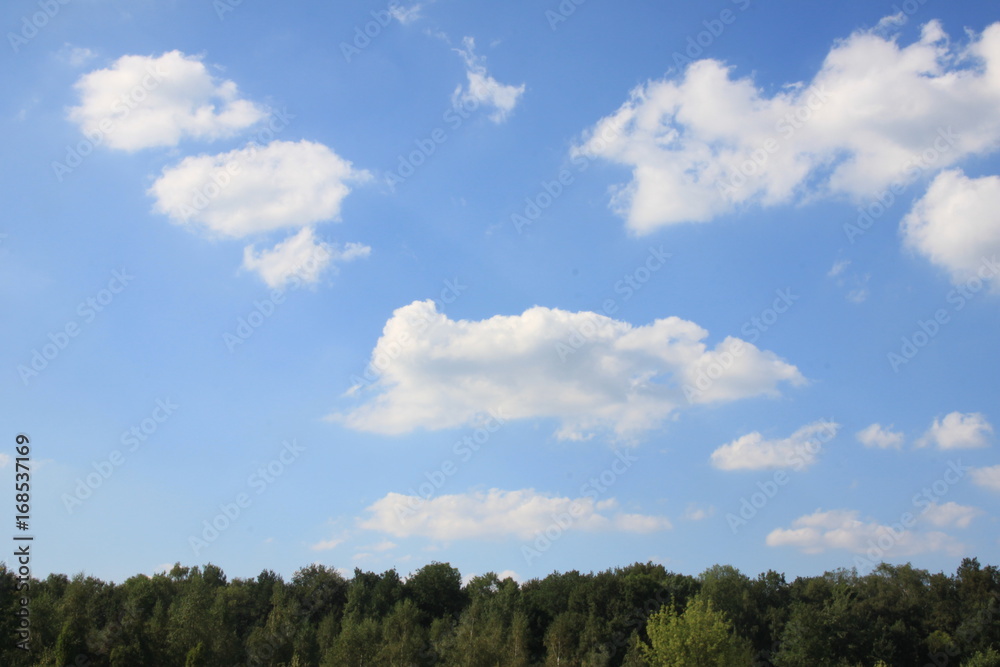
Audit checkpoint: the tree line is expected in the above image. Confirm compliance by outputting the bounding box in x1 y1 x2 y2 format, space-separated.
1 558 998 666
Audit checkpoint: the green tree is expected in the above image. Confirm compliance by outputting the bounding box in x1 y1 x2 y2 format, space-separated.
643 594 752 667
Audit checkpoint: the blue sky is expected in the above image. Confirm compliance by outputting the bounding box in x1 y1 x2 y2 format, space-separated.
2 0 999 585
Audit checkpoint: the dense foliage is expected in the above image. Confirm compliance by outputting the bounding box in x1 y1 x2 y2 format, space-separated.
1 558 998 666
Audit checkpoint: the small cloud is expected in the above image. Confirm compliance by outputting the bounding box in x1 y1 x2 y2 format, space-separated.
828 259 850 278
766 508 963 556
971 465 1000 492
921 501 982 529
389 3 422 24
310 537 345 552
856 423 904 450
56 43 97 67
0 453 9 469
451 37 525 123
710 420 839 471
683 503 715 521
242 227 370 289
916 412 994 449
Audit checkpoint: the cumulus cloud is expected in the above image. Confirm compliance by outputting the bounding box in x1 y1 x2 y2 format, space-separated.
148 139 370 285
574 20 1000 233
359 488 671 541
916 412 994 449
149 139 369 238
242 227 370 289
452 37 525 123
332 301 805 439
856 423 904 449
971 465 1000 492
766 509 963 556
901 169 1000 287
68 50 267 151
0 453 9 469
921 501 982 529
710 420 839 471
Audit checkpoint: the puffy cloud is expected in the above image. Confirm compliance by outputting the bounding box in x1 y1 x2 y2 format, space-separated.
0 453 9 469
710 420 839 471
148 140 370 285
921 501 982 529
452 37 525 123
149 139 369 238
332 301 805 439
916 412 994 449
971 465 1000 492
766 509 963 556
574 20 1000 233
242 227 370 289
68 50 267 151
359 488 671 540
901 169 1000 287
856 423 904 449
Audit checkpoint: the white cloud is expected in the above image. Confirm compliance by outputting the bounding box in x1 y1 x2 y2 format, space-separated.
242 227 370 289
497 569 522 583
856 423 904 449
149 139 369 238
332 301 804 439
684 503 715 521
710 420 838 471
971 465 1000 492
69 50 267 151
921 501 982 529
360 488 670 540
917 412 994 449
58 44 97 67
452 37 525 123
574 20 1000 233
901 169 1000 287
0 453 9 469
389 3 422 24
766 509 963 556
310 537 345 552
828 259 850 278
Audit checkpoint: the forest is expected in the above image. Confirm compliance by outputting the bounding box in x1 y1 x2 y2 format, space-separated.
1 558 999 666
